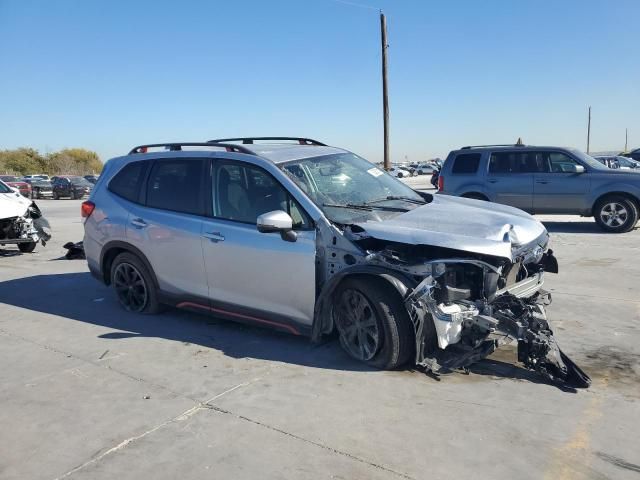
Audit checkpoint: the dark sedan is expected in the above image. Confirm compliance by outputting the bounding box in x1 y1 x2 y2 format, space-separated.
0 175 31 197
52 176 93 199
24 178 54 199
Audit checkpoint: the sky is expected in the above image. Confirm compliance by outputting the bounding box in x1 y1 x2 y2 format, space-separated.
0 0 638 163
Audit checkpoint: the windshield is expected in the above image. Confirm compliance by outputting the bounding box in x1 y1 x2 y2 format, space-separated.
281 153 426 224
0 176 20 182
0 180 13 193
569 149 609 171
616 156 639 168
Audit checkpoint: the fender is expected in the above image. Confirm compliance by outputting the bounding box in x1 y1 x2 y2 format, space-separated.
587 182 640 211
99 240 160 288
311 265 418 342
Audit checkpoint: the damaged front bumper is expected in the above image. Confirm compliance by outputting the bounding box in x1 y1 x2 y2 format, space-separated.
0 202 51 247
404 255 591 389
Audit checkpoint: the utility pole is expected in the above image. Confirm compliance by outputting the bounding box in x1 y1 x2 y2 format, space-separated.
625 128 628 152
586 106 591 154
380 11 390 170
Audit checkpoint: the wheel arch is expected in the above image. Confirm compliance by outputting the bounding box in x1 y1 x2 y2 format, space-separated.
100 241 159 288
461 191 490 201
591 191 640 216
311 265 417 342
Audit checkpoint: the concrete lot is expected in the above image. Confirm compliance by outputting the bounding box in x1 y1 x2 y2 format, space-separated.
1 191 639 480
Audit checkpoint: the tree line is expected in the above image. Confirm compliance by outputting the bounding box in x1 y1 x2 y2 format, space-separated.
0 147 103 176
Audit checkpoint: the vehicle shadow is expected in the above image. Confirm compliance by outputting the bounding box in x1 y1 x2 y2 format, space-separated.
0 272 370 373
0 272 574 387
0 248 22 257
541 220 639 234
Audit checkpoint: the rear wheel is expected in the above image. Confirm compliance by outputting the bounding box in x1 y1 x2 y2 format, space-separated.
110 252 162 314
333 278 414 369
594 195 638 233
18 242 37 253
53 191 59 200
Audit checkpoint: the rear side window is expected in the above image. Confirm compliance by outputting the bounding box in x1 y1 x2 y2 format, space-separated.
451 153 481 174
146 159 205 216
109 161 148 203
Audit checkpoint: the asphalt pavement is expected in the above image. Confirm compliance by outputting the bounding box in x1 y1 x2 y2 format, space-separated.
1 189 639 480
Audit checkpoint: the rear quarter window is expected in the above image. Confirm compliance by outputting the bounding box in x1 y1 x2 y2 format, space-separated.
451 153 481 174
108 160 149 203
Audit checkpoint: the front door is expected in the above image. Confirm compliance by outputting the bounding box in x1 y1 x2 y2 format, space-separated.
533 151 591 213
485 151 535 211
201 160 316 333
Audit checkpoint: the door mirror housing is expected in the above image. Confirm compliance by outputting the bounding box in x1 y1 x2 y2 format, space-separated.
256 210 297 242
570 165 585 174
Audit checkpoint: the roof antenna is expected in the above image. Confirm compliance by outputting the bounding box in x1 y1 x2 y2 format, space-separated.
516 137 524 146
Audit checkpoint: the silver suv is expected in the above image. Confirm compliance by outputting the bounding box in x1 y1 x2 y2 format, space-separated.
83 137 589 388
439 144 640 233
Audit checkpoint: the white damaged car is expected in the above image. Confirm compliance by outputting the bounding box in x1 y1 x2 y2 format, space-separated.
0 179 51 253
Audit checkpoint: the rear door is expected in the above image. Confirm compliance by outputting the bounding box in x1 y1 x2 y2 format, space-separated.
533 151 590 213
201 159 316 331
486 151 535 211
125 157 209 299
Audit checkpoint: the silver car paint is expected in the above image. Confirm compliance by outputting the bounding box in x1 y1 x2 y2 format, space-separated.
352 194 547 260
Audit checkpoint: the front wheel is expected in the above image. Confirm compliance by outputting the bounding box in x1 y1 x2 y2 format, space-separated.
110 252 162 314
333 278 414 369
594 195 638 233
53 192 59 200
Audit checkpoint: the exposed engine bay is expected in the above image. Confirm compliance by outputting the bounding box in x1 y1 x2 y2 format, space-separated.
316 222 591 389
0 202 51 249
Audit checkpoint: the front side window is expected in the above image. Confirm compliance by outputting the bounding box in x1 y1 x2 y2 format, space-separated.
451 153 481 174
0 181 12 193
215 162 311 229
109 160 148 203
547 152 580 173
146 159 205 215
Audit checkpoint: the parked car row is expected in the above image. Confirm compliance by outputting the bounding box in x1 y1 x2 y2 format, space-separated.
0 174 98 199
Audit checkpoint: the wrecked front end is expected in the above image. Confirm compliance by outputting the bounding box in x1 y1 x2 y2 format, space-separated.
400 248 591 388
323 219 591 389
0 202 51 249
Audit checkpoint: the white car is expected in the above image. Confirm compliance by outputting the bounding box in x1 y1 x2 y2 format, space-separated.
388 166 413 178
0 179 51 252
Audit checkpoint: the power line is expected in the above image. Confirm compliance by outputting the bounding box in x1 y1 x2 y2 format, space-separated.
325 0 379 11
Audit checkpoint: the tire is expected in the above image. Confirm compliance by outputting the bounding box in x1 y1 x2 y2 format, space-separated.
18 242 37 253
53 191 59 200
594 195 638 233
110 252 162 314
333 277 414 370
397 172 403 178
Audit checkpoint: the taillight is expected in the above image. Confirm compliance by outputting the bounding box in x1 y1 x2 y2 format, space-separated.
438 175 444 191
81 200 95 218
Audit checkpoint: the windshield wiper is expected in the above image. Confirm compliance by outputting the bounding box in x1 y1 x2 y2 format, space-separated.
322 203 410 212
365 195 426 205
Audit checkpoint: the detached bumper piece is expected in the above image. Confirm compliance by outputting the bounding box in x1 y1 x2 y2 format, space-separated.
411 291 591 389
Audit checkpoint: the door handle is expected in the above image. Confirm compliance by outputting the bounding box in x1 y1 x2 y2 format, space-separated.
203 231 225 242
130 218 147 228
536 180 550 184
487 179 498 183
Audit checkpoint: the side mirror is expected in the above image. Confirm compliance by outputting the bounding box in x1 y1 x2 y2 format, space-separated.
256 210 297 242
570 165 585 174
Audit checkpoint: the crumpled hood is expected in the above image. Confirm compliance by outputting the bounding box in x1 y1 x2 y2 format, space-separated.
354 195 548 260
0 192 31 219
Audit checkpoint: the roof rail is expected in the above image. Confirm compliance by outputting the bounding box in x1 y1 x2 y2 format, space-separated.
128 142 256 155
208 137 327 146
460 143 526 149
